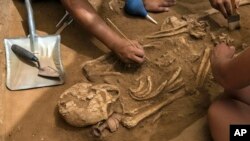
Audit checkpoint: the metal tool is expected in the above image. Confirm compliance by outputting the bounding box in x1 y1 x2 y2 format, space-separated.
228 0 240 30
55 11 73 34
124 0 158 25
4 0 64 90
11 44 60 78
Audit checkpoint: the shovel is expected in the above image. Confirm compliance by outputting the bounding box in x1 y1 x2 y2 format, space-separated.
4 0 64 90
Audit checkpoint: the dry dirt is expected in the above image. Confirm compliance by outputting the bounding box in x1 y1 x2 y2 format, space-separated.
1 0 250 141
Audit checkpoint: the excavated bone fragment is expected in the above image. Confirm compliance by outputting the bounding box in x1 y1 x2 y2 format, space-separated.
146 27 189 39
89 72 122 77
196 47 211 87
139 79 168 100
58 82 120 127
129 76 153 100
166 77 185 92
160 16 188 31
167 67 182 85
92 113 122 137
189 30 206 39
130 76 169 101
137 76 153 98
124 103 152 116
167 81 185 93
155 24 187 35
199 60 211 86
129 78 145 93
122 90 186 128
81 54 110 68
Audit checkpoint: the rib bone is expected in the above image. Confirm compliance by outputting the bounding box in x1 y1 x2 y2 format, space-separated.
122 90 186 128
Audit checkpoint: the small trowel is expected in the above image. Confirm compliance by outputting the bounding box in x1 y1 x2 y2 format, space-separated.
11 44 60 78
228 0 240 30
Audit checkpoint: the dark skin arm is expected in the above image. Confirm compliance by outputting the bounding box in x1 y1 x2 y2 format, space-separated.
60 0 145 63
211 43 250 103
211 43 250 90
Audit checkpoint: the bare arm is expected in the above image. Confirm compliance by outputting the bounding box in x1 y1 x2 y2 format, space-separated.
60 0 145 63
211 43 250 90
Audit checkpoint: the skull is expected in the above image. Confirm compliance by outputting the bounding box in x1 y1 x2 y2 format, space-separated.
58 82 120 127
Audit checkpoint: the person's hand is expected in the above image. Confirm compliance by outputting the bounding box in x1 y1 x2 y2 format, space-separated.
209 0 240 18
210 43 235 80
113 39 145 64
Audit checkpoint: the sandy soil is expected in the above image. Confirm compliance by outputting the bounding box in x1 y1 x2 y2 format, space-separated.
1 0 250 141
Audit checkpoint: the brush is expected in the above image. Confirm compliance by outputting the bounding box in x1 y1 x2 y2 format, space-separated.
228 0 240 30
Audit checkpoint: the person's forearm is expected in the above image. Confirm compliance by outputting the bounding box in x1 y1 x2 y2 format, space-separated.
216 48 250 90
60 0 123 51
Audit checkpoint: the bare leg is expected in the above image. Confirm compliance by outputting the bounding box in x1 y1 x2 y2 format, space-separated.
143 0 176 12
208 92 250 141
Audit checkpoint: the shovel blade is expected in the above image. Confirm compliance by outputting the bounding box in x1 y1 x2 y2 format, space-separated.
4 35 64 90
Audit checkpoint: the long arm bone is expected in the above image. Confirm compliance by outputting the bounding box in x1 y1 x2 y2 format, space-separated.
122 90 186 128
146 28 189 39
153 23 188 35
196 47 211 87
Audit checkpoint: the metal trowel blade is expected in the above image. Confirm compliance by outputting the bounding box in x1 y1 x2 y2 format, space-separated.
38 66 60 78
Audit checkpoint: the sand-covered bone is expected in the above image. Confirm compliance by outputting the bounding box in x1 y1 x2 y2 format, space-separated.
92 113 122 137
79 14 230 131
167 67 182 85
129 76 152 99
146 27 189 39
58 82 120 127
210 32 234 46
196 47 211 87
166 78 185 92
160 16 188 31
129 78 169 101
146 16 208 39
122 90 186 128
189 21 208 39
